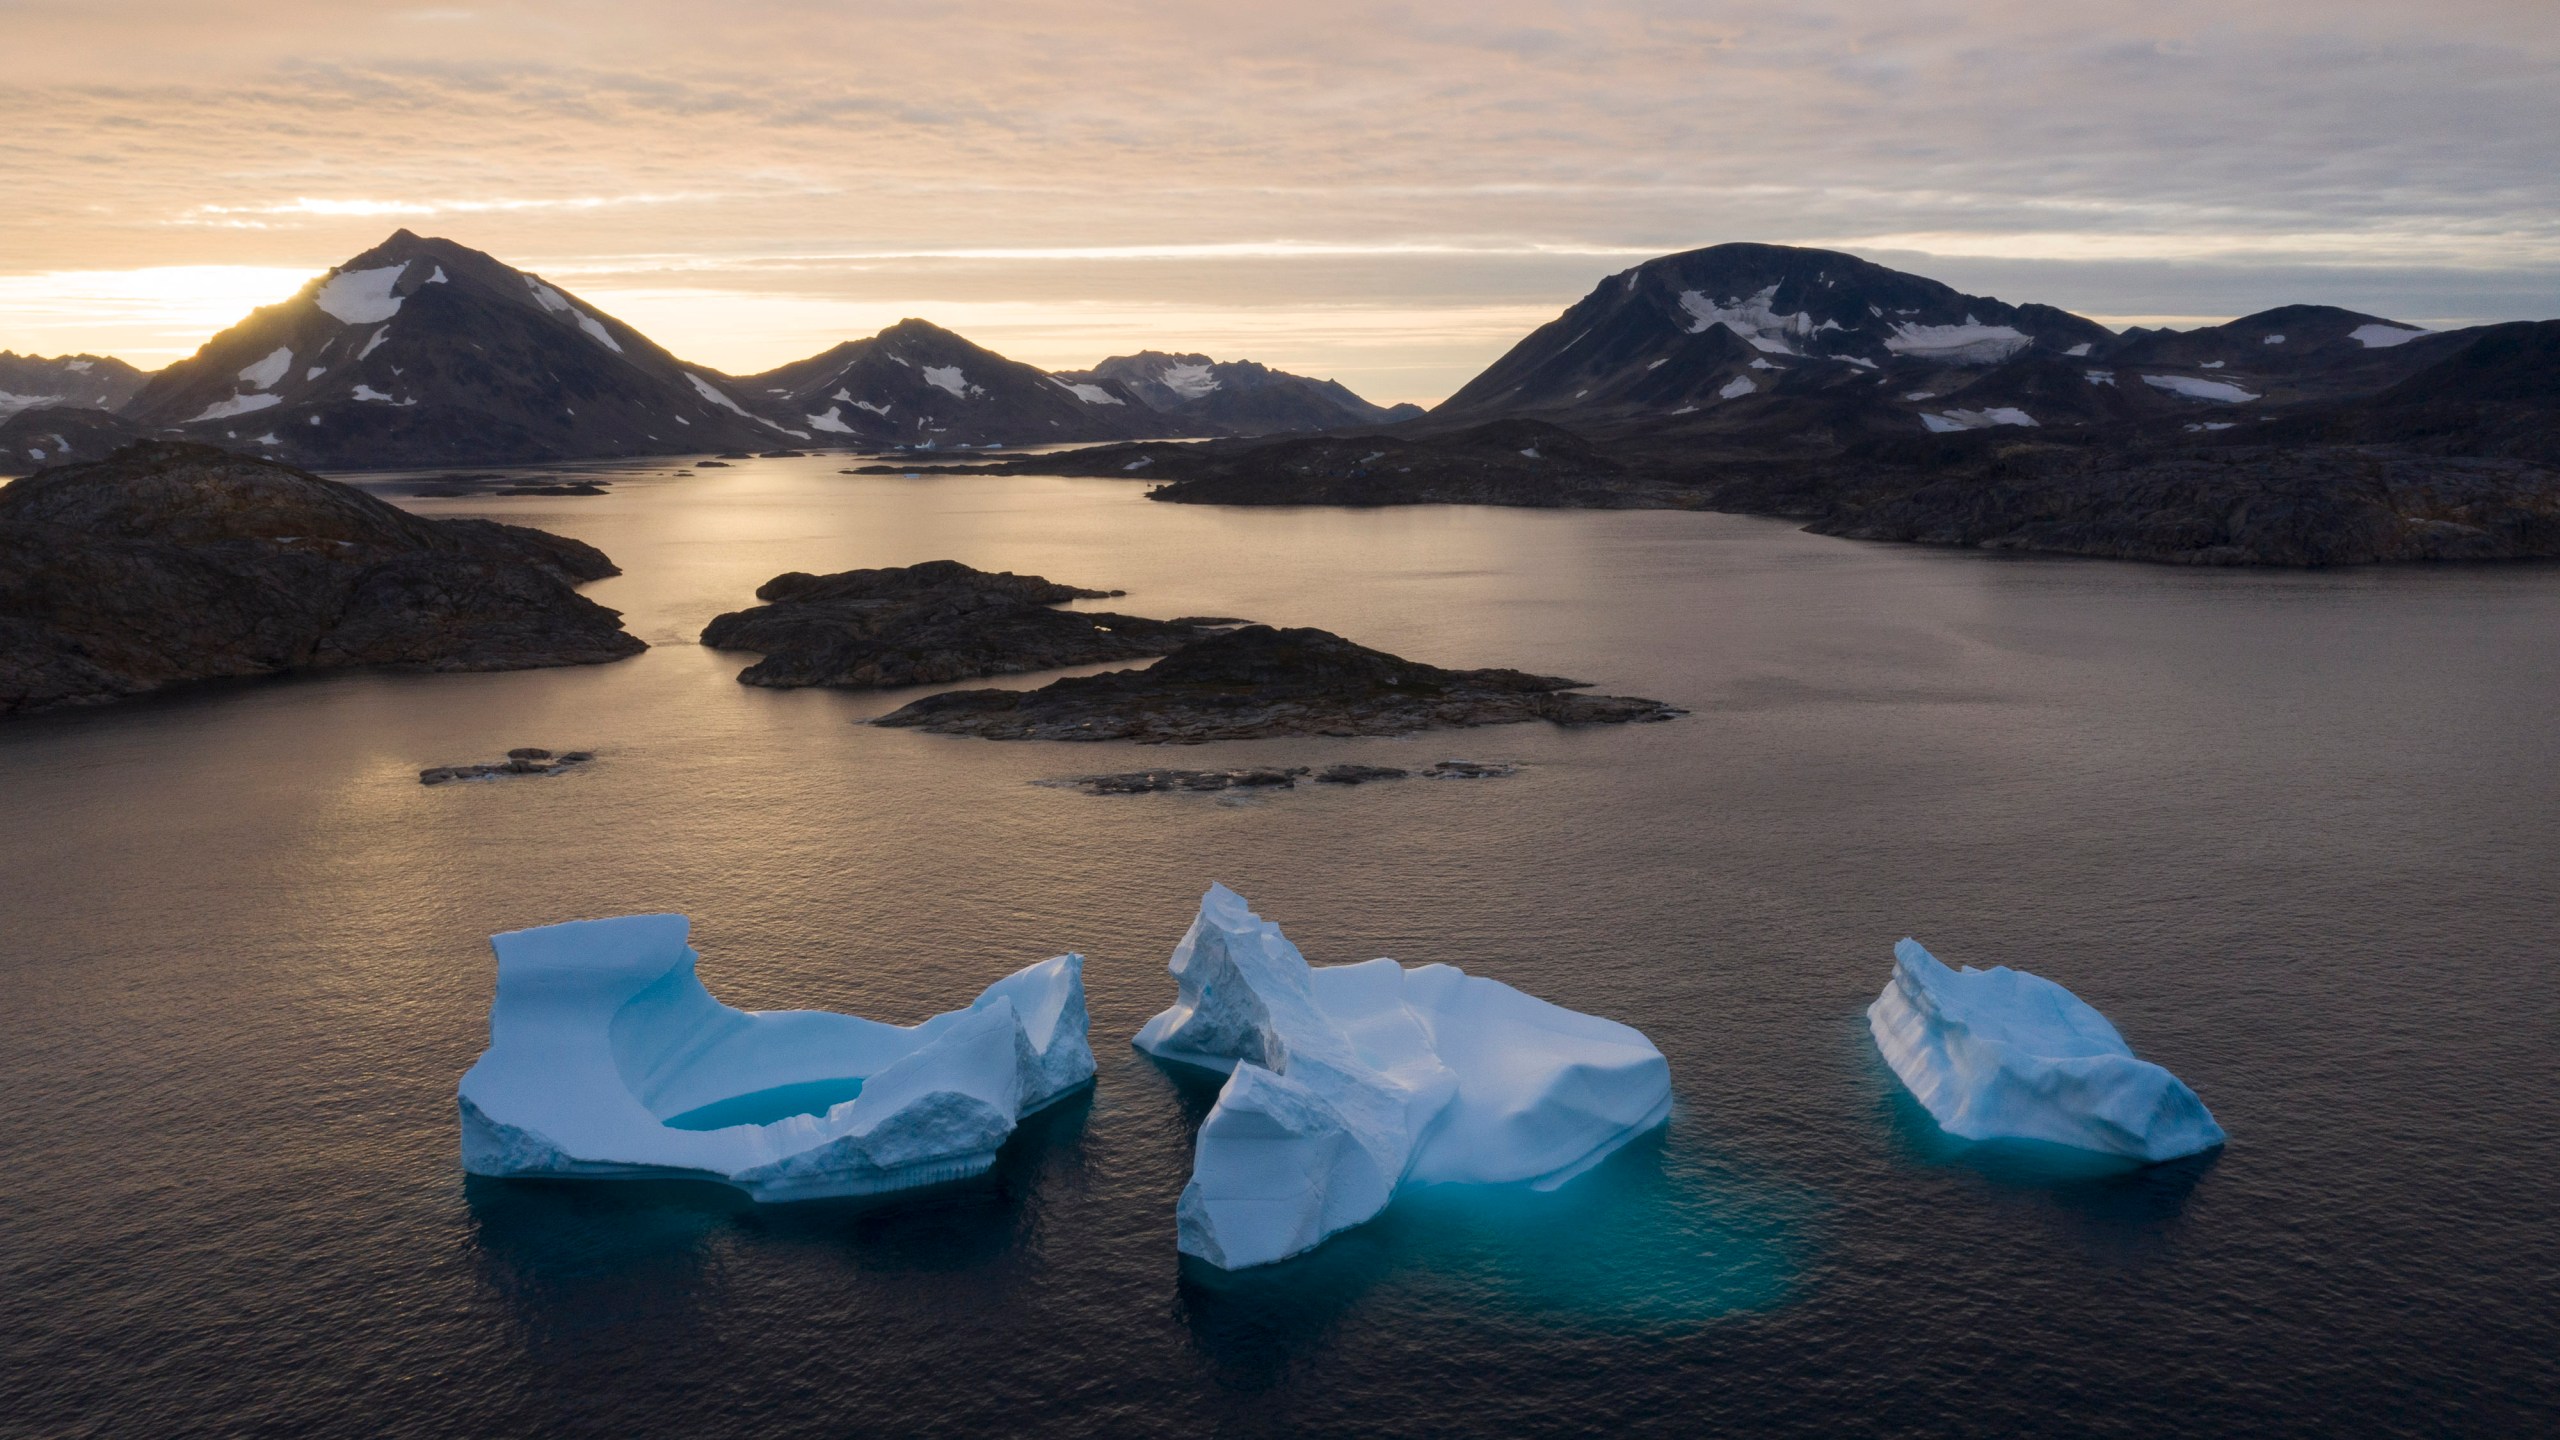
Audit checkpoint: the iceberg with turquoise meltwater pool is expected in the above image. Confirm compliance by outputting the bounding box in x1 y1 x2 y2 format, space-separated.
458 913 1094 1200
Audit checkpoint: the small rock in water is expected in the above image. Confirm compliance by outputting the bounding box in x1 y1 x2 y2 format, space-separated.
696 460 731 468
1425 759 1519 779
420 749 596 785
1056 767 1311 795
1313 764 1410 784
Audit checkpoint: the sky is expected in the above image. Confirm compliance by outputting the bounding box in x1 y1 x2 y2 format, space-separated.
4 0 2556 404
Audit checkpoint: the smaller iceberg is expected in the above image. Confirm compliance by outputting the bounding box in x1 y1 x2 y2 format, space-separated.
1868 938 2224 1163
459 914 1094 1201
1136 884 1672 1270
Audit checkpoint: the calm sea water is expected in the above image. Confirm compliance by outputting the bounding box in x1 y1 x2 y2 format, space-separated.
3 459 2555 1438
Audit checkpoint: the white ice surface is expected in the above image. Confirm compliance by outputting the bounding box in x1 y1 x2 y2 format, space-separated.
459 914 1095 1201
1051 378 1123 405
686 372 752 415
238 347 293 390
1718 374 1758 399
2142 374 2260 403
1884 319 2032 364
188 392 283 423
2065 343 2093 357
2350 323 2430 348
1867 938 2224 1164
315 264 407 324
2263 334 2286 345
1923 407 2037 432
1677 284 1814 355
351 384 396 403
1159 362 1219 399
1135 885 1672 1270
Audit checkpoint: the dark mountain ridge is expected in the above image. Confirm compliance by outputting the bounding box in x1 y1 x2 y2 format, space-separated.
1055 351 1423 435
118 230 791 468
735 319 1161 450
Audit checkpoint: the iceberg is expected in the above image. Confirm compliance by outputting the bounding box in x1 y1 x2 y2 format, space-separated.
1135 885 1672 1269
1868 938 2224 1163
458 914 1094 1201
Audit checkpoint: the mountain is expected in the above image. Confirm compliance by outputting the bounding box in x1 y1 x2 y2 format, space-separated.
1 406 153 474
119 230 789 468
2090 304 2476 404
1054 352 1424 435
0 352 151 419
736 319 1161 449
1432 242 2116 425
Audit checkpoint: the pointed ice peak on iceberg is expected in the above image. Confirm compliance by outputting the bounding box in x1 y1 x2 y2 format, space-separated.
1869 937 2224 1164
1138 885 1672 1270
458 913 1095 1201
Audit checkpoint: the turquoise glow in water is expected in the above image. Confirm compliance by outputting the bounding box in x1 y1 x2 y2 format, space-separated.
661 1077 867 1130
6 460 2556 1436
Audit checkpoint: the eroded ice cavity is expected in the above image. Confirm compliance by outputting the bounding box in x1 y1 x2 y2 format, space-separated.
1134 884 1672 1269
458 914 1094 1200
1868 938 2224 1163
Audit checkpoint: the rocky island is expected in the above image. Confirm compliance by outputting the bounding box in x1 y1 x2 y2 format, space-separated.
699 558 1243 688
873 623 1680 742
0 442 642 716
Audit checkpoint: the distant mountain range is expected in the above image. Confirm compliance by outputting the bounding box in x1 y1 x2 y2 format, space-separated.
0 231 1416 473
0 352 150 420
1056 352 1423 433
9 232 2557 566
900 242 2560 565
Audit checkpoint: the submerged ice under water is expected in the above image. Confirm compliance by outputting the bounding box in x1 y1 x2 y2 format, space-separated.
2 457 2556 1437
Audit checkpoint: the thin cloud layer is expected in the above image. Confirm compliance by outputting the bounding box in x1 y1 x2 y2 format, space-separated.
3 1 2553 399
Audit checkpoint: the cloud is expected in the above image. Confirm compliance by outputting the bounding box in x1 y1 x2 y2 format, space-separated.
0 1 2552 398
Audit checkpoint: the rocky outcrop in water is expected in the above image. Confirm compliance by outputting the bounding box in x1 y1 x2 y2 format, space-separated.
699 558 1244 688
875 624 1681 742
0 443 643 716
420 747 596 784
1044 759 1520 793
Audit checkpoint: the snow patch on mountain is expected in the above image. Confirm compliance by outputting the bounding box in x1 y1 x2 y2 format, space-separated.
315 264 408 324
2350 323 2431 349
1051 378 1123 405
686 372 753 415
525 278 622 353
1922 407 2038 432
238 347 293 390
2143 374 2260 403
924 365 978 399
1678 285 1814 355
1159 362 1220 399
358 328 392 362
1884 320 2031 364
1718 374 1758 399
188 393 283 422
806 406 855 434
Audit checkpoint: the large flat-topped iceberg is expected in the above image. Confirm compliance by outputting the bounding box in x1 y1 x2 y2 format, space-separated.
1136 885 1672 1269
459 914 1094 1201
1868 938 2224 1164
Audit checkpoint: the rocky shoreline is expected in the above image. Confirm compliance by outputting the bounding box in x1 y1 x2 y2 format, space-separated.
1045 759 1520 794
699 559 1246 688
0 443 643 717
874 624 1680 743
